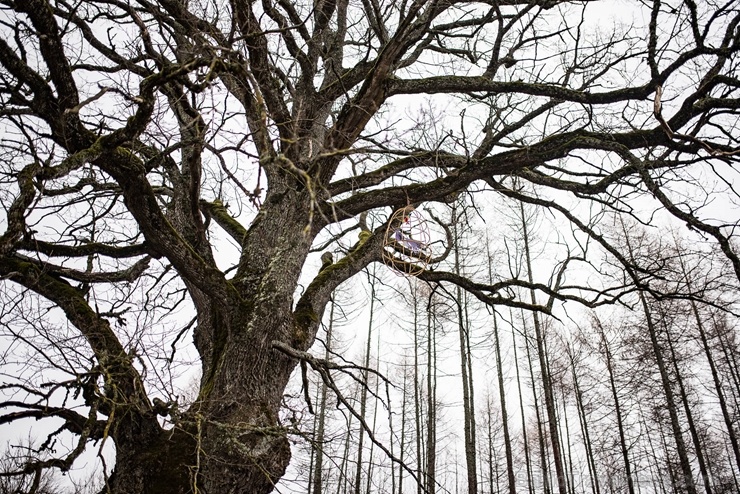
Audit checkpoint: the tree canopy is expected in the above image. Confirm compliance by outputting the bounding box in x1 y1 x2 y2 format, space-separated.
0 0 739 492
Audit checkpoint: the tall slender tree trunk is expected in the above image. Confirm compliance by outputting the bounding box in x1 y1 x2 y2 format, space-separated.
353 270 377 494
660 308 712 494
426 302 438 494
640 411 667 494
636 290 697 494
339 389 357 494
524 322 550 494
413 282 425 494
457 286 478 494
398 361 409 494
486 397 498 494
567 343 600 494
465 297 479 490
678 248 740 474
511 310 535 494
485 240 515 494
726 442 740 491
365 333 382 494
560 389 575 494
454 205 478 494
714 322 740 411
312 299 336 494
520 202 567 494
658 417 682 494
597 323 635 494
308 383 319 494
492 311 516 494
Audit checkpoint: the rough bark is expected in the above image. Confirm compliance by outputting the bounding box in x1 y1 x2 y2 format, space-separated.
2 1 740 492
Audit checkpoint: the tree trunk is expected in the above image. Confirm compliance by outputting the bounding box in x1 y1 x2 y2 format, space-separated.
559 389 575 494
637 291 697 494
492 311 516 494
661 307 713 494
365 331 382 494
511 309 535 494
109 191 321 494
413 283 425 494
692 302 740 472
520 202 566 494
312 300 336 494
426 302 438 494
567 342 600 494
639 411 665 494
484 395 499 494
188 192 319 494
523 319 550 494
714 320 740 412
597 322 635 494
453 205 478 494
338 386 358 494
353 270 377 494
398 360 409 494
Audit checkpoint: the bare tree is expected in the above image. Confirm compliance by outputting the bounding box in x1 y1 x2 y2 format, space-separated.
486 238 515 494
310 296 336 494
593 316 636 494
620 219 699 494
1 0 740 492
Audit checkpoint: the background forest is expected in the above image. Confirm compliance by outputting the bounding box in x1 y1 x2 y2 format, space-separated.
0 0 739 493
281 199 740 494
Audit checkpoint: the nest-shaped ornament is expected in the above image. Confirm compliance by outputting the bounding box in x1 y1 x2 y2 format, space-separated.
382 206 432 276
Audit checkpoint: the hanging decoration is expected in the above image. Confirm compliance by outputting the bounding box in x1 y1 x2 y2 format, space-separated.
382 205 432 276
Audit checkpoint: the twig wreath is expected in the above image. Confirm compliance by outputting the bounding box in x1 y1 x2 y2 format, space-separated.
382 205 433 276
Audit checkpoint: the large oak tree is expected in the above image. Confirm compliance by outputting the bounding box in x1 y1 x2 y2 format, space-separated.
0 0 738 492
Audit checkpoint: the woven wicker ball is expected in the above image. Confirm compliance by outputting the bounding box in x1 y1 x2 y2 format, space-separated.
382 206 432 276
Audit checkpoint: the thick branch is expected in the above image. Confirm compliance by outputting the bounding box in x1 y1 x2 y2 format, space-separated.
200 200 248 245
389 75 653 104
293 229 385 348
420 269 626 312
13 254 151 284
0 255 151 412
17 239 149 259
0 402 105 439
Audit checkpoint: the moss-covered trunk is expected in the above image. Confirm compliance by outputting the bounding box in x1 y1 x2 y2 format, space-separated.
106 190 318 494
108 304 300 494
